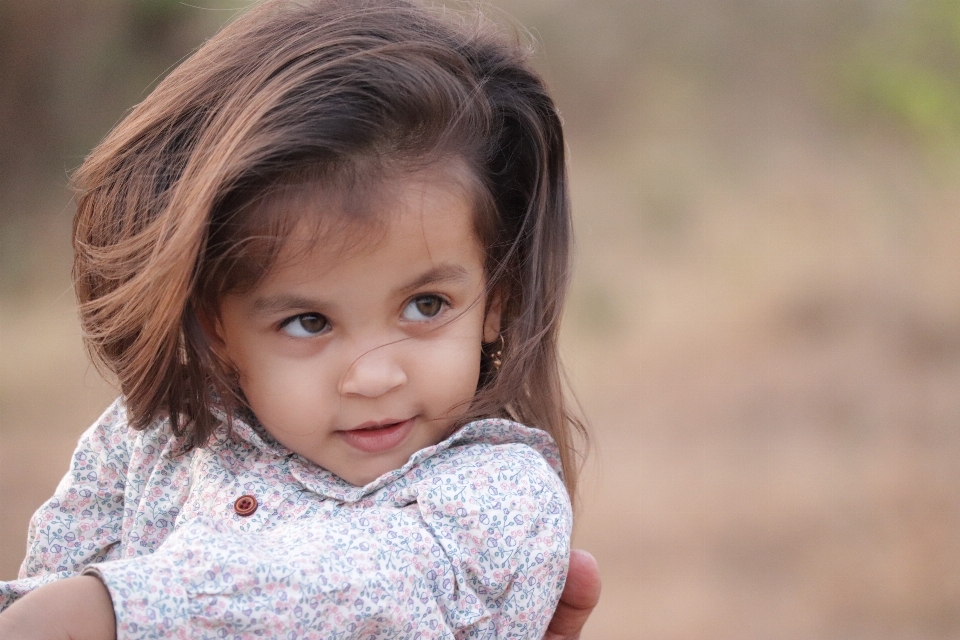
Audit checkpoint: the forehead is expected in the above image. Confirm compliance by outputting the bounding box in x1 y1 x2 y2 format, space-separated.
263 165 486 286
266 162 485 270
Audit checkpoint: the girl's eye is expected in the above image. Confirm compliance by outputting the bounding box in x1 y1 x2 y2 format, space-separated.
281 313 330 337
402 295 446 321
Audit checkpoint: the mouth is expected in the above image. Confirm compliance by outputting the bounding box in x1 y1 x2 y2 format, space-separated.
336 418 415 454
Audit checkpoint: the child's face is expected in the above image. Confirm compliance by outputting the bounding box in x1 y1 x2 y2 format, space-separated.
213 169 500 486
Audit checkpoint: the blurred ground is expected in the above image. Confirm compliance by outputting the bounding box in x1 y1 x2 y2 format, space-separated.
4 1 960 638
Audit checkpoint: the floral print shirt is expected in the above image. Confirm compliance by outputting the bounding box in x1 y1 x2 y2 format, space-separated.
0 399 571 639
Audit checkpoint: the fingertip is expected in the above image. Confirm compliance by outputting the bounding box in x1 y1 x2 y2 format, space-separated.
569 548 598 573
565 548 602 609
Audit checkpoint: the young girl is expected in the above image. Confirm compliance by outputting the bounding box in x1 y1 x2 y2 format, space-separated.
0 0 591 637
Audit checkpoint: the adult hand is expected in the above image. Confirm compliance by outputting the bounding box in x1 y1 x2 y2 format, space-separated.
544 548 601 640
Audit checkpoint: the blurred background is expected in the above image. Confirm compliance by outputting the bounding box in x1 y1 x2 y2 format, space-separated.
3 0 960 637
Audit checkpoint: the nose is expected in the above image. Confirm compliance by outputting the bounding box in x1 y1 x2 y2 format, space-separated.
338 343 408 398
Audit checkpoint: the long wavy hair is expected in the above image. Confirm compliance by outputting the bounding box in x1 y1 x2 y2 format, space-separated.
72 0 586 497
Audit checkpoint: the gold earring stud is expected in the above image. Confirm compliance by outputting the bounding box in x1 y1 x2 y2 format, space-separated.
488 334 504 370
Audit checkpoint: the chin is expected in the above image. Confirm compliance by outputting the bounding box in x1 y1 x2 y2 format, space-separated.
345 471 379 486
340 464 386 487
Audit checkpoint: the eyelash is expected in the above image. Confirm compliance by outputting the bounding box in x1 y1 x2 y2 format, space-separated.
279 313 330 337
402 294 449 322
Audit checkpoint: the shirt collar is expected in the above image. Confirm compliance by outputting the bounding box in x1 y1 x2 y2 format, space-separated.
209 407 562 503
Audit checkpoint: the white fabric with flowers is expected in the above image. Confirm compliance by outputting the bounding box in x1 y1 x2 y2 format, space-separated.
0 399 571 639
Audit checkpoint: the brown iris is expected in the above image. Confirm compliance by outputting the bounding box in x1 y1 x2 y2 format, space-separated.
298 314 328 333
414 295 442 317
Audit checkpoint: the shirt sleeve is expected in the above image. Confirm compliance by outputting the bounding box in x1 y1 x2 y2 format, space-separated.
0 399 132 610
414 442 572 638
85 442 572 639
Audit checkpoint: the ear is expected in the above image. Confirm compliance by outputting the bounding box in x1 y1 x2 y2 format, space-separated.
193 304 233 373
483 288 503 344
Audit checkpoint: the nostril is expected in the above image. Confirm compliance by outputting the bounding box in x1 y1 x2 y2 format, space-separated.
338 348 408 398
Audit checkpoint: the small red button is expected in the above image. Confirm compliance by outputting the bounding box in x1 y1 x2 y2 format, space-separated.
233 494 258 516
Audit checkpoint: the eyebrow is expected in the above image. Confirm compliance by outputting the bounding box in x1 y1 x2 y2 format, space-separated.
399 263 471 294
249 264 472 316
251 294 327 316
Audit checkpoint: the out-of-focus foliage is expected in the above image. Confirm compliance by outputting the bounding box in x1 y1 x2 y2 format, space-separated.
0 0 233 214
0 0 240 291
843 0 960 153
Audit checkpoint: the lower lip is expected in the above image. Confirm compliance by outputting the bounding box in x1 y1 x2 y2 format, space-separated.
338 418 414 454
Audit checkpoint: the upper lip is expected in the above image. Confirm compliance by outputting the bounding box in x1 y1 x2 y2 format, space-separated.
343 418 411 432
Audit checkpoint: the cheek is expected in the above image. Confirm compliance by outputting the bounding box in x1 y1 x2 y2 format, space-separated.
236 353 334 431
412 333 483 410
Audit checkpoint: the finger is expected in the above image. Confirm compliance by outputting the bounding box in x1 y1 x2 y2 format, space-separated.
562 549 602 610
544 549 601 639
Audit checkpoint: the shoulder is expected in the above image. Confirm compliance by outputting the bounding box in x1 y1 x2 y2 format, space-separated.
418 418 563 484
66 398 136 477
72 398 178 460
409 420 572 622
77 397 131 444
411 419 571 527
430 441 562 496
62 397 193 498
75 397 176 448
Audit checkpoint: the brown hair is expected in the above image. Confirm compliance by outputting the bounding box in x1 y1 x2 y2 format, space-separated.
72 0 586 496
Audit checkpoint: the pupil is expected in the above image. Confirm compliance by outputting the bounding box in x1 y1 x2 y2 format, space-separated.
416 297 440 316
301 315 325 332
